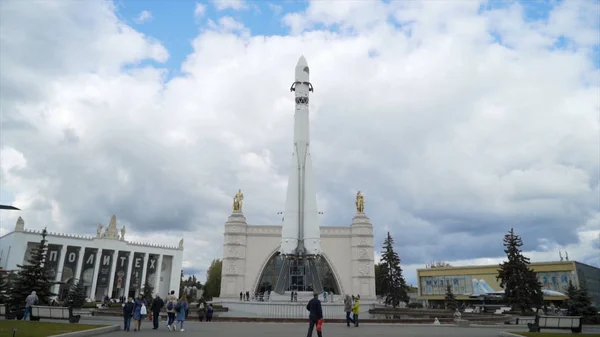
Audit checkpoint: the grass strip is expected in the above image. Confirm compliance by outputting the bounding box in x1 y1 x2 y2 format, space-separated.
0 320 107 337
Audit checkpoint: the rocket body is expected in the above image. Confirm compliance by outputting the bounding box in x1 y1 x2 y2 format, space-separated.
280 56 322 257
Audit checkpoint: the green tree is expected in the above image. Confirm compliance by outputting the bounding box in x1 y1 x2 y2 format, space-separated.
565 280 578 300
10 228 57 309
445 284 457 311
142 283 154 304
181 274 202 300
0 271 9 304
179 270 184 298
496 228 543 313
66 279 86 308
203 259 222 300
565 281 600 323
379 232 410 308
374 263 383 296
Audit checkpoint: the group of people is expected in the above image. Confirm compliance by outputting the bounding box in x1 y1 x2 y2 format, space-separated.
305 292 361 337
122 290 192 332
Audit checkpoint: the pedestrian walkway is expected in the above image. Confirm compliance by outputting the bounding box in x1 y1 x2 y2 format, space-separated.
98 321 528 337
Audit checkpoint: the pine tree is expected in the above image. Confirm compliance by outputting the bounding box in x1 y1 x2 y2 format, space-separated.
379 232 410 308
66 279 87 308
445 284 458 311
496 228 543 313
0 271 9 304
10 228 57 309
374 263 384 296
565 280 578 301
142 283 154 304
565 281 599 322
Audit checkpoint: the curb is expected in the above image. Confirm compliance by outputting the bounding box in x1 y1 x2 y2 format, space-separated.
49 325 120 337
498 332 523 337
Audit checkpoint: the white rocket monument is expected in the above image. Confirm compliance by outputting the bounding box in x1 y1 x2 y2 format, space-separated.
279 55 323 258
275 56 324 294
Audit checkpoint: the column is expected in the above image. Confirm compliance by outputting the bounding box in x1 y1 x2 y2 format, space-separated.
140 253 149 288
90 248 103 301
74 247 85 283
124 252 135 298
220 212 248 298
350 211 376 300
53 245 66 295
107 250 119 298
155 254 163 296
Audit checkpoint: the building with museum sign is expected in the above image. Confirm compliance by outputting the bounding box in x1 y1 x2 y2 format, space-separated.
0 215 184 302
417 260 600 306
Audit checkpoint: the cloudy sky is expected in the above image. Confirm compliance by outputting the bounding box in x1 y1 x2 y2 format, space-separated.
1 0 598 285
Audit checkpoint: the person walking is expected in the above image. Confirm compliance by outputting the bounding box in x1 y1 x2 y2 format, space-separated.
23 291 39 320
122 297 134 331
175 296 189 332
206 304 214 322
352 295 360 327
133 294 147 332
306 292 323 337
165 290 177 330
151 294 164 329
343 294 355 327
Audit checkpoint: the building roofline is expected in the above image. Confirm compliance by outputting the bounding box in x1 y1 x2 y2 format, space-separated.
416 260 577 272
573 260 600 270
0 228 181 251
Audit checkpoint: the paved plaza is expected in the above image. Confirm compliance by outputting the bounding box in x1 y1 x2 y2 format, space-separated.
90 320 600 337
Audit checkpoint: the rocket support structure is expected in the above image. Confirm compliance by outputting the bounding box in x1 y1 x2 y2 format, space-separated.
275 56 323 294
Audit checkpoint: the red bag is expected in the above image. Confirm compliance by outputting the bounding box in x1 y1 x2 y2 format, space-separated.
316 318 324 332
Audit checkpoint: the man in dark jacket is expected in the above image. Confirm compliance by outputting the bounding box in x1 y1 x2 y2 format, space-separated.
306 292 323 337
151 294 165 329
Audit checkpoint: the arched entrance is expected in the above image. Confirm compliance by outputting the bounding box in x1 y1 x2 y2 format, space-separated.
254 251 342 295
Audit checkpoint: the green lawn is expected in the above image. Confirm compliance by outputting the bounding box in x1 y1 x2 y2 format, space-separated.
0 320 107 337
512 333 600 337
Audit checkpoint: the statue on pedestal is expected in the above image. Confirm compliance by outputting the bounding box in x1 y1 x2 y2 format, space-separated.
120 226 126 241
355 191 365 213
178 238 184 249
232 189 244 212
96 224 103 238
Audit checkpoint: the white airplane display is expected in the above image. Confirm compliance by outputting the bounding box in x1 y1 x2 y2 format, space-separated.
467 279 566 298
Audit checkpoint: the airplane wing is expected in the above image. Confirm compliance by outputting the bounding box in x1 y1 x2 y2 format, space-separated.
0 205 20 210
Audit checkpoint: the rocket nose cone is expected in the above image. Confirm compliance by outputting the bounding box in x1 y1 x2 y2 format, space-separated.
296 55 308 67
295 55 309 81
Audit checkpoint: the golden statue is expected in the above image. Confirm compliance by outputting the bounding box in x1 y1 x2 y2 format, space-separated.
355 191 365 213
232 189 244 212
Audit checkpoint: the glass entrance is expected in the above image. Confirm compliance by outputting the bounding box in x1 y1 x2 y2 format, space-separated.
289 260 306 291
256 253 341 295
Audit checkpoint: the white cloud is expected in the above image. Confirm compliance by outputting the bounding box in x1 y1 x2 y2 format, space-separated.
206 16 250 37
211 0 248 11
268 3 283 16
134 10 153 24
1 0 598 281
194 3 206 18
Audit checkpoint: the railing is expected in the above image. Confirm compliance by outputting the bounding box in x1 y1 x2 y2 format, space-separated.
222 301 346 319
